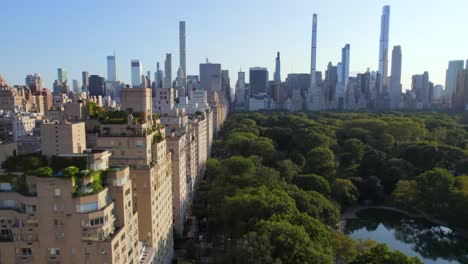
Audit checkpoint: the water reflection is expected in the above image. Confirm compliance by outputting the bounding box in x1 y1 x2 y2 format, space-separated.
344 209 468 264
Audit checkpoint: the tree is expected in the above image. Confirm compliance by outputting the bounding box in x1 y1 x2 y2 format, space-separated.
341 138 365 165
416 168 455 214
331 231 358 264
294 174 331 197
304 147 336 179
62 166 80 178
276 159 299 182
34 167 53 177
379 159 416 194
351 244 423 264
393 180 418 205
332 179 359 208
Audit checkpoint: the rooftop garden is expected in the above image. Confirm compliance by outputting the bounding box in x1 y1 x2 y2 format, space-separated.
89 102 129 125
0 173 26 193
152 131 164 144
29 165 108 197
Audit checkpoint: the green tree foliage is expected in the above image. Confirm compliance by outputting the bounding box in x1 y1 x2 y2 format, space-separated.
276 159 299 182
332 179 359 208
304 147 336 179
34 166 53 177
350 244 423 264
294 174 331 196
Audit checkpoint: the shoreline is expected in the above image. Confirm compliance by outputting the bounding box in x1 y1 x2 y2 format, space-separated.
340 205 468 237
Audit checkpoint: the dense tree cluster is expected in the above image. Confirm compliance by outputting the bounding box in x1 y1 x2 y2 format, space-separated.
197 111 463 263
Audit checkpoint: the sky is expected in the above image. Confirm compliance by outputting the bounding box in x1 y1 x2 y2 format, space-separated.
1 0 467 91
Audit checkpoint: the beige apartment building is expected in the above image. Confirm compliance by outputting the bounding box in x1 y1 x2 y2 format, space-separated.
40 121 86 157
120 88 153 122
0 162 141 264
166 130 188 235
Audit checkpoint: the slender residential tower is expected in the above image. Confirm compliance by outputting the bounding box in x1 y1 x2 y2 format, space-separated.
378 5 390 93
310 13 318 88
341 44 350 90
179 21 187 90
164 54 172 88
274 52 281 84
107 53 118 82
131 60 142 88
390 46 402 109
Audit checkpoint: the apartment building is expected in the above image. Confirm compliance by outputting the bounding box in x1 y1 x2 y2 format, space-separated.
40 121 86 157
0 160 141 264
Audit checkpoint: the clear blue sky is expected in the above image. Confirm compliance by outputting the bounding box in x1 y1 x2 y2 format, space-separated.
1 0 467 90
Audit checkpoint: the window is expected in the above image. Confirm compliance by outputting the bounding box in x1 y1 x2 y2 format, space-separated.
90 217 104 226
16 248 32 256
48 248 60 255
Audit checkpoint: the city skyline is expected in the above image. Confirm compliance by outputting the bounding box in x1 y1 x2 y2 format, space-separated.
1 0 467 90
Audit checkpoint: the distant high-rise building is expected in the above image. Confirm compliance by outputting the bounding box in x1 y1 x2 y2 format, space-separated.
146 70 151 85
310 13 318 88
325 62 338 107
433 85 444 100
156 62 164 89
455 69 468 110
107 54 118 82
89 75 106 96
131 60 142 88
221 70 231 102
235 71 247 106
72 79 81 93
274 52 281 85
200 62 222 93
412 72 430 108
445 60 465 102
25 73 43 93
390 46 402 109
164 54 172 88
249 67 269 95
177 67 186 97
179 21 187 89
341 44 350 90
378 5 390 93
82 71 89 92
57 68 67 83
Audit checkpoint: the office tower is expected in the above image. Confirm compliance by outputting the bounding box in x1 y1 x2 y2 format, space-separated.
164 54 172 88
390 46 402 109
89 75 106 96
325 62 338 107
221 70 231 102
200 62 222 93
57 68 67 83
179 21 187 89
53 80 70 95
310 13 318 88
378 5 390 93
156 62 164 88
25 73 43 93
274 52 281 85
177 67 186 97
72 79 81 93
235 71 247 105
131 60 142 88
433 85 444 99
107 54 118 82
445 60 465 101
454 69 468 110
341 44 350 90
82 71 89 92
412 72 430 108
249 67 269 95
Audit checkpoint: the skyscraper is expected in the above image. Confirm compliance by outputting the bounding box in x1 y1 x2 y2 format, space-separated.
341 44 350 90
179 21 187 89
200 62 222 93
310 13 318 88
164 54 172 89
107 54 118 82
25 73 43 93
274 52 281 85
156 62 164 88
82 71 89 92
72 79 81 93
57 68 67 83
445 60 465 102
390 46 402 109
412 72 430 108
221 70 231 102
249 67 269 95
89 75 106 96
378 5 390 93
131 60 142 88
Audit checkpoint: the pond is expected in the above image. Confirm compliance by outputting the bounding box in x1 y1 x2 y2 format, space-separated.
344 208 468 264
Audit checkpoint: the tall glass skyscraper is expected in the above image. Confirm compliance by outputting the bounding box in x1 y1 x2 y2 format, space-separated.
179 21 187 89
249 67 269 95
164 54 172 89
131 60 142 88
378 5 390 92
107 55 118 82
57 68 67 83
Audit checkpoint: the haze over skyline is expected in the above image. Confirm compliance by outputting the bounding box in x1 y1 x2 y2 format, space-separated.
1 0 467 90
